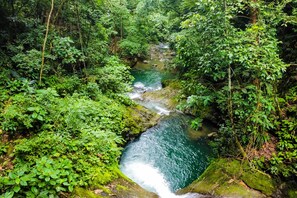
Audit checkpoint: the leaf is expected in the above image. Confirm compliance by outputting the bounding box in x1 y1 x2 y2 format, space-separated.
68 185 74 192
31 186 38 195
37 115 43 121
20 179 28 186
27 107 36 111
15 178 21 185
32 112 38 119
25 191 35 198
56 186 66 192
49 180 56 186
13 185 21 193
4 191 14 198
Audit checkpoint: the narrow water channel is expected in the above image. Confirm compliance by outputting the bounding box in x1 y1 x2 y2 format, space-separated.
120 44 213 198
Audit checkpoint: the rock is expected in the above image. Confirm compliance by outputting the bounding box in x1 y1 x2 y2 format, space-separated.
107 177 158 198
207 132 218 137
74 176 158 198
94 189 103 194
177 158 276 198
122 105 161 141
142 80 182 110
143 60 149 64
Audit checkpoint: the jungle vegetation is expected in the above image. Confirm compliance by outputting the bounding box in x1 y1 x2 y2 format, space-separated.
0 0 296 197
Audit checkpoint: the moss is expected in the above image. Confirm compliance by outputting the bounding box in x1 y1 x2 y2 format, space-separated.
178 158 275 198
123 104 160 139
7 144 14 156
215 182 263 198
241 167 275 195
73 176 157 198
161 79 181 89
116 184 128 191
104 177 157 198
288 190 297 198
142 80 181 110
74 187 102 198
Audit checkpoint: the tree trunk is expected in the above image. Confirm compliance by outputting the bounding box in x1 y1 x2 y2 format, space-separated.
75 2 86 71
224 0 248 159
39 0 54 84
251 0 258 24
120 0 123 39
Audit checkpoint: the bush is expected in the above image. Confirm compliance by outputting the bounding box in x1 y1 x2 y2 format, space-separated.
0 89 133 196
11 49 52 80
46 75 81 97
86 56 133 94
0 88 59 135
119 36 148 59
52 37 84 65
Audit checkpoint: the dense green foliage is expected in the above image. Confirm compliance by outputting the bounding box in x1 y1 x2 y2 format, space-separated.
170 0 297 178
0 89 129 196
0 0 160 196
0 0 297 196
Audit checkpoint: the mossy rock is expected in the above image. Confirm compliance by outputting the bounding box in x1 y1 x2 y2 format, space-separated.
74 188 102 198
73 177 157 198
107 177 158 198
215 182 264 198
161 79 181 89
241 166 275 196
123 104 160 140
178 158 275 198
142 80 181 110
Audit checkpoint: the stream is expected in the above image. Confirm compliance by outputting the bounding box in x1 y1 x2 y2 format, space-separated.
120 44 213 198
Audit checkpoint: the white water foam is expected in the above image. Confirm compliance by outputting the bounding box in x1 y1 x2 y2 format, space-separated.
121 162 180 198
121 162 202 198
134 82 146 90
128 92 142 100
155 106 171 115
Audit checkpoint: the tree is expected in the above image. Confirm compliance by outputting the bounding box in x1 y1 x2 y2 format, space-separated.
174 0 287 157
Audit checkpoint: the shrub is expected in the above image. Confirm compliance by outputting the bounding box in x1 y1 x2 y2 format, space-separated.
120 37 148 59
86 56 133 94
0 90 130 196
11 49 44 80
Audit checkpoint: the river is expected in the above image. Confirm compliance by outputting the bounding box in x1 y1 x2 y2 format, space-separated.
120 44 213 198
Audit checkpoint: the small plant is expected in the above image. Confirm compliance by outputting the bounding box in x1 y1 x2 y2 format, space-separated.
269 119 297 177
52 37 84 65
11 49 44 80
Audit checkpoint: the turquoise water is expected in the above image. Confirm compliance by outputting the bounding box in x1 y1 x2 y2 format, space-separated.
120 114 212 193
131 68 173 90
121 45 212 197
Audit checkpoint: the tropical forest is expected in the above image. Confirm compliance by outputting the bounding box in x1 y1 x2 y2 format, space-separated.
0 0 296 197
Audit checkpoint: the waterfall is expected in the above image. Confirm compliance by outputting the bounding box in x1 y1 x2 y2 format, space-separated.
121 162 179 198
